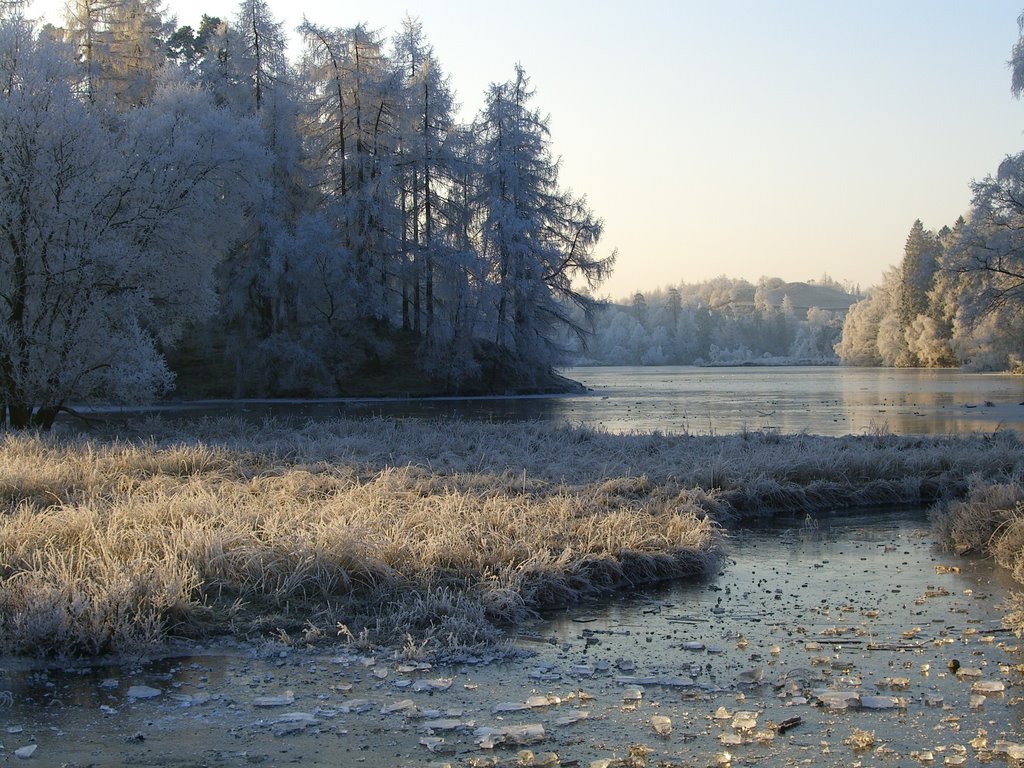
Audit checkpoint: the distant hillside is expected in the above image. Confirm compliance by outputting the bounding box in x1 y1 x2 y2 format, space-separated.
728 281 860 317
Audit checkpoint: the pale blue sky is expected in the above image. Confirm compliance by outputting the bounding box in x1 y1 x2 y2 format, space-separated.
32 0 1024 299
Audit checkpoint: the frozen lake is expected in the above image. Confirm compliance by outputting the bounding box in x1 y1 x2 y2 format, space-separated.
145 365 1024 437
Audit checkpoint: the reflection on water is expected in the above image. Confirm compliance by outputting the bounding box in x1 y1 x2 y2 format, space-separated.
133 365 1024 437
556 366 1024 436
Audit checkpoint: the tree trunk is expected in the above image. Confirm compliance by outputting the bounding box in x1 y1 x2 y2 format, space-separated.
32 406 60 430
7 403 32 429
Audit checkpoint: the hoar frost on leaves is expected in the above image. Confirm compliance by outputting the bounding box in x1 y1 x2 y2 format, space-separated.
0 14 264 428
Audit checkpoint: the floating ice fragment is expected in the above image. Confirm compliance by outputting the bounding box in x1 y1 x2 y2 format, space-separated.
269 712 319 726
419 736 448 752
720 733 743 746
525 694 560 708
861 695 902 710
651 715 672 736
99 678 119 689
252 691 295 708
492 702 530 713
553 711 589 726
14 745 35 759
813 690 860 710
682 641 705 651
474 724 544 749
731 711 757 731
971 680 1005 694
337 699 372 713
713 706 731 720
528 669 561 682
423 719 468 732
126 685 161 700
615 675 692 687
877 677 910 690
622 687 643 701
381 699 416 715
996 741 1024 760
955 667 982 679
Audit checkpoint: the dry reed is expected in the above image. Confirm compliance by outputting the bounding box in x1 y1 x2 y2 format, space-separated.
2 417 1022 657
932 480 1024 634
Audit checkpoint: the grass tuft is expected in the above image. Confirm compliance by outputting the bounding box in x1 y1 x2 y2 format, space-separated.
932 480 1024 635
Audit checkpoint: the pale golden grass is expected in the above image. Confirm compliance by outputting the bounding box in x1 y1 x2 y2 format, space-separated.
2 417 1022 657
932 481 1024 635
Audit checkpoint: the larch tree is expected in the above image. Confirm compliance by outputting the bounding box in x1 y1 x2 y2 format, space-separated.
0 15 263 427
61 0 169 109
298 22 402 331
475 65 613 382
390 16 484 386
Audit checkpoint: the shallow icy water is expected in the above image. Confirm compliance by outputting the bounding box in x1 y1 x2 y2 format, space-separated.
2 508 1022 767
91 366 1024 438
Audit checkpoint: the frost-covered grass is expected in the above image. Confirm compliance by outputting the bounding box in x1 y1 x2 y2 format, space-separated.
1 417 1022 657
932 480 1024 635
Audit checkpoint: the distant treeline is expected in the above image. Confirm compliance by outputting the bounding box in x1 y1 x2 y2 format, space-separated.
570 276 858 366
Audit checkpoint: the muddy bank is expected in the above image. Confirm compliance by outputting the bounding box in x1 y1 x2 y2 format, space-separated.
2 509 1021 767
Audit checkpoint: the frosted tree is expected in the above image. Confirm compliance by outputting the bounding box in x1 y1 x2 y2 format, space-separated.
298 22 401 327
62 0 169 108
1011 9 1024 99
949 156 1024 327
834 287 888 366
391 17 460 343
189 0 315 396
0 17 263 427
475 65 613 381
897 219 943 362
937 13 1024 343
